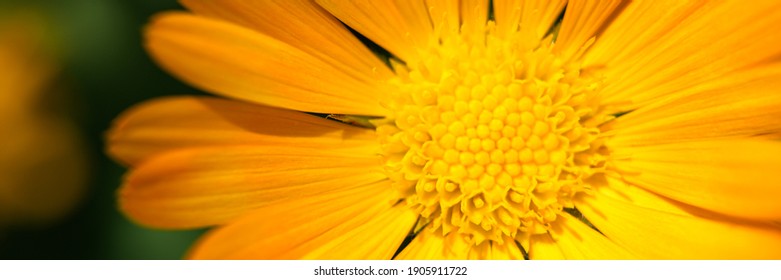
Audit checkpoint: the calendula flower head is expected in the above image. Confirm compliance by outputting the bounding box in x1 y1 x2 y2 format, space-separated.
372 12 615 248
109 0 781 259
0 11 87 227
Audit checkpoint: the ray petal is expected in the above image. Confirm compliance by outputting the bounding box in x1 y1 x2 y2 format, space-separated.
188 181 413 259
180 0 393 79
107 96 378 166
553 0 624 61
315 0 434 63
584 0 781 110
146 12 390 115
577 178 781 259
604 65 781 146
119 146 385 229
394 231 472 260
493 0 567 41
529 215 634 259
609 140 781 220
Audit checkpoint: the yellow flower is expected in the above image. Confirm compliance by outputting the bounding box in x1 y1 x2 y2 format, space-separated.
109 0 781 259
0 12 87 227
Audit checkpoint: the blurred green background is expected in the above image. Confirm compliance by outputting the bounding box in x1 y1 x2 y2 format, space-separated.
0 0 208 259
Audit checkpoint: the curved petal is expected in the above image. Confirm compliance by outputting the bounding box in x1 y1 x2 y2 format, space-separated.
582 0 702 67
395 232 524 259
604 65 781 146
584 0 781 110
315 0 433 63
529 214 634 259
394 231 471 260
577 178 781 259
293 204 417 259
608 140 781 220
145 12 390 115
187 181 414 259
107 96 378 166
180 0 393 80
493 0 566 41
119 146 385 229
553 0 625 61
424 0 459 38
485 238 526 260
528 234 565 259
459 0 489 36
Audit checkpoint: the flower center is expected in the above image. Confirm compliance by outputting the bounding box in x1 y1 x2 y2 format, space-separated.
375 23 609 247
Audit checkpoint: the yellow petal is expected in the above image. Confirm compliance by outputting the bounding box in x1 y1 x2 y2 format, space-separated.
119 146 385 229
188 181 411 259
459 0 489 36
295 204 417 259
529 214 634 259
604 65 781 146
457 237 526 260
582 0 703 68
315 0 433 63
493 0 566 41
584 0 781 110
146 12 389 115
577 178 781 259
396 232 523 260
107 96 378 166
486 236 526 260
528 234 565 259
424 0 459 38
394 231 471 260
180 0 393 80
553 0 624 61
609 140 781 220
